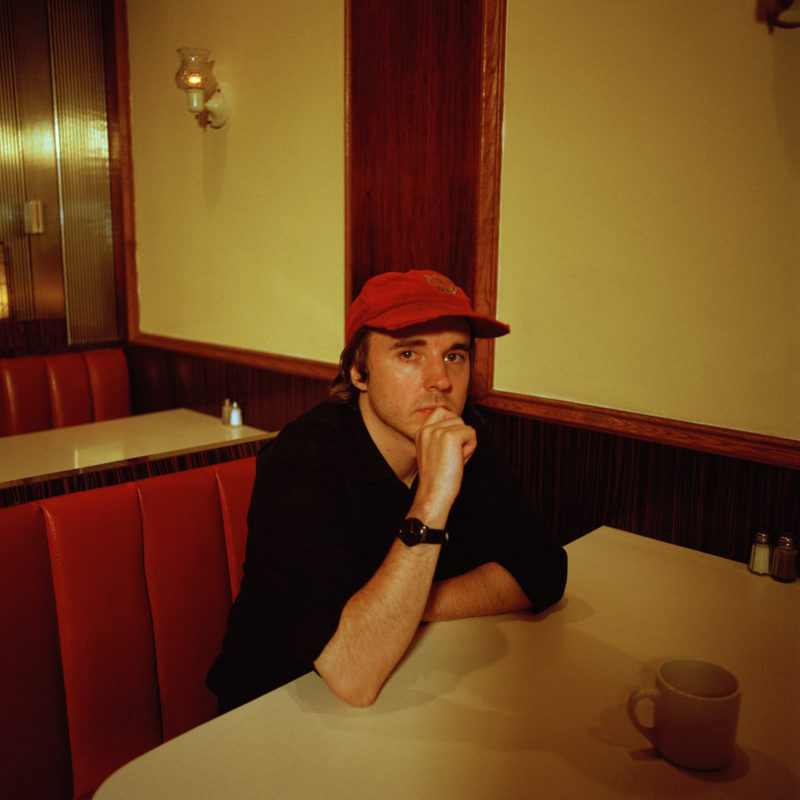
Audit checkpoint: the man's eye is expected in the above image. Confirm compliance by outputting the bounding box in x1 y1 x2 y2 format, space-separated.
399 350 415 360
445 352 465 363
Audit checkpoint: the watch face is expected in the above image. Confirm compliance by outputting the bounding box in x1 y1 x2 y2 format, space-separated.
398 518 424 546
398 518 448 546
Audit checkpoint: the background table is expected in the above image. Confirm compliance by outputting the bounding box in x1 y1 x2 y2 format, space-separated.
95 527 800 799
0 409 272 505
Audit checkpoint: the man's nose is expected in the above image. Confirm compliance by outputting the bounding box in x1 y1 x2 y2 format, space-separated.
425 359 452 391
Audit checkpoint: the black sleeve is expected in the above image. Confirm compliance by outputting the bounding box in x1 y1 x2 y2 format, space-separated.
244 437 396 666
445 409 567 613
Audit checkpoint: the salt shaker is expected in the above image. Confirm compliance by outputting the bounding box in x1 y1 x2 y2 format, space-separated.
748 532 771 575
770 536 797 582
229 401 243 427
221 398 232 425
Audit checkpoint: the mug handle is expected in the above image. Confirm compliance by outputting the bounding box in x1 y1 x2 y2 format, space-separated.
627 688 660 743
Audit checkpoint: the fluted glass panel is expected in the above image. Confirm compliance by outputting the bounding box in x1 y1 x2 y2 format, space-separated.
0 0 35 319
48 0 116 343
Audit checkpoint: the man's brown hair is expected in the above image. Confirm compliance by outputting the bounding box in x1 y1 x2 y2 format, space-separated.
328 327 371 404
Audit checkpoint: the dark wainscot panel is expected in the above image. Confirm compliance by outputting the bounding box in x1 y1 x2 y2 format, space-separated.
480 406 800 564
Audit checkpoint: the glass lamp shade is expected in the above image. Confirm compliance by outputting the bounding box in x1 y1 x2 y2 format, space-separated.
174 47 217 94
174 46 229 127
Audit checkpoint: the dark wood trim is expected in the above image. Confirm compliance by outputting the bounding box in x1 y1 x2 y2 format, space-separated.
102 0 130 341
472 0 506 402
483 390 800 470
479 403 800 560
105 0 138 343
347 0 484 295
344 0 355 307
130 332 338 382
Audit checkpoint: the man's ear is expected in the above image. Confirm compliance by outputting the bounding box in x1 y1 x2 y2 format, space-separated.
350 364 368 392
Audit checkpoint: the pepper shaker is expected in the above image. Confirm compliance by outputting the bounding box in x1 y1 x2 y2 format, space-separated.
748 532 771 575
221 398 232 425
770 536 797 583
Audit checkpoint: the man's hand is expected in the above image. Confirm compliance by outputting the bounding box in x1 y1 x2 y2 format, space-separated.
411 407 476 529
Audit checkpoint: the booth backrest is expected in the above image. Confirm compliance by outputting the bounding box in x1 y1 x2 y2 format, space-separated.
0 502 72 798
0 457 256 800
0 355 52 435
0 348 131 436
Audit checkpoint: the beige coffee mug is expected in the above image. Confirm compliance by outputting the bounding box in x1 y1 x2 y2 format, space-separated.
627 659 741 771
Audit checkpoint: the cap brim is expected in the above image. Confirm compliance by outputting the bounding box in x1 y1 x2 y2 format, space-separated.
368 306 510 338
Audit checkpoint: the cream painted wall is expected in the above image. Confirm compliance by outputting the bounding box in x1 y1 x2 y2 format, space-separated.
126 0 344 364
498 0 800 440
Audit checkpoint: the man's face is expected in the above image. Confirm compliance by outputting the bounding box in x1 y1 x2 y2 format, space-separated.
351 317 472 455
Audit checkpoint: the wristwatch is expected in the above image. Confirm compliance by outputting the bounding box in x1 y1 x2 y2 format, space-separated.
398 517 450 547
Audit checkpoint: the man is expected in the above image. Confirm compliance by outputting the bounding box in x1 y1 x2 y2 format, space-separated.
207 270 567 710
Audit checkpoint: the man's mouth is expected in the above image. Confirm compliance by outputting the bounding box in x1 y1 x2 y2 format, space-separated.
416 404 448 416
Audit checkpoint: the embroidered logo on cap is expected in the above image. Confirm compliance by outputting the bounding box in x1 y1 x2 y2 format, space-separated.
424 273 458 295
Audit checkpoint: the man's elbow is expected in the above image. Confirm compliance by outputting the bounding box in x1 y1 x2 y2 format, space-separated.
323 673 382 707
314 659 384 707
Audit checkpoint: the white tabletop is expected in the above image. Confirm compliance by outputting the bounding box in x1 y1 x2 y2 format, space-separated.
95 527 800 800
0 408 270 487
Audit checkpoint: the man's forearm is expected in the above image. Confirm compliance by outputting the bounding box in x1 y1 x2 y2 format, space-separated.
313 407 478 707
422 561 531 622
313 538 440 707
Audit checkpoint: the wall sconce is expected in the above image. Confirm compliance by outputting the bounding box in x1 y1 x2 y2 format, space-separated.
758 0 800 30
174 47 230 128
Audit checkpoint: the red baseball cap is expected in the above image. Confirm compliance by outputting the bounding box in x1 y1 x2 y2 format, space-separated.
345 270 510 344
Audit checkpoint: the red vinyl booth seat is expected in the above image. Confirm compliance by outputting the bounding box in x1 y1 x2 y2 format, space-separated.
0 457 255 800
0 348 131 436
84 349 131 422
0 354 53 435
0 503 71 799
138 469 233 741
45 353 94 428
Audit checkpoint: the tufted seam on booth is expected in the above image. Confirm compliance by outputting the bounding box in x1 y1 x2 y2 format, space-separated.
0 355 53 435
137 467 234 741
45 354 94 429
84 349 131 421
214 457 257 601
41 484 163 798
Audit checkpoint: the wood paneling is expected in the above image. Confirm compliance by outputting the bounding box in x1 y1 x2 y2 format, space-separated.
347 0 485 299
486 392 800 472
125 344 331 434
0 318 67 357
471 0 505 402
480 405 800 563
104 0 135 342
